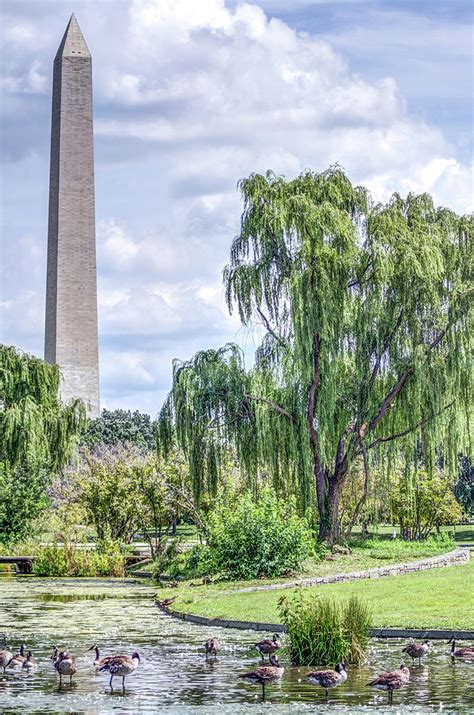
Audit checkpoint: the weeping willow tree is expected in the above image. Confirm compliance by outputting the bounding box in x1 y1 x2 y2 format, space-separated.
0 345 85 541
159 167 472 543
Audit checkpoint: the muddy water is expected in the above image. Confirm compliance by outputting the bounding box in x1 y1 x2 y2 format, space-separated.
0 576 472 713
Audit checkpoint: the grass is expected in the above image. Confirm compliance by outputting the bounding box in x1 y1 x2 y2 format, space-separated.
157 557 474 630
280 592 371 666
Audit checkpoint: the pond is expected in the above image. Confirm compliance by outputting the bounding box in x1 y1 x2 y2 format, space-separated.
0 576 472 713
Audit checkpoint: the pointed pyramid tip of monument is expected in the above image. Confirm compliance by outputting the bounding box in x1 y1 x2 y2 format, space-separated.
55 12 91 60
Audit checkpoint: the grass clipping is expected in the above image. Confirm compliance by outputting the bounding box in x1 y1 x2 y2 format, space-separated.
278 590 371 666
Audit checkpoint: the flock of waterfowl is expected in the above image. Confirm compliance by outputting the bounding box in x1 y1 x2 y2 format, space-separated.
209 633 474 703
1 632 473 702
0 636 140 690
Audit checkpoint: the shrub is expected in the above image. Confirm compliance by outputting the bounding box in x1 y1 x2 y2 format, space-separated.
204 488 314 580
278 590 371 666
33 544 125 577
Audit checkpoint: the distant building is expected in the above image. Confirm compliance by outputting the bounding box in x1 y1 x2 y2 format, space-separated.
44 14 100 417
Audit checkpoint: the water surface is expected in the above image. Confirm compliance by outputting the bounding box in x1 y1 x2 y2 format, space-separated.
0 576 472 713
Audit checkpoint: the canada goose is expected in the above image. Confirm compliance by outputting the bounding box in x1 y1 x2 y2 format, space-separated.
7 643 27 668
255 633 281 662
22 651 37 670
0 649 13 674
307 663 348 697
367 663 410 703
239 653 284 701
205 637 221 658
448 639 474 660
54 651 77 685
0 634 13 673
402 640 432 665
98 652 141 690
88 644 118 669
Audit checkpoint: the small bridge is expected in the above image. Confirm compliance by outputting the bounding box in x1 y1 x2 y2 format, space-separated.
0 556 36 574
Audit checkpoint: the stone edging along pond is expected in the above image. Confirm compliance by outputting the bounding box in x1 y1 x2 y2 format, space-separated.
157 603 474 641
231 547 470 593
155 548 473 640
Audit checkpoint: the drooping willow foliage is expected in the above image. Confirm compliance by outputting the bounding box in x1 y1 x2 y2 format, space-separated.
158 167 472 542
0 345 85 472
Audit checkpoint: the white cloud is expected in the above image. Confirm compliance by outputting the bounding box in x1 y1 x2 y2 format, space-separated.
1 0 472 414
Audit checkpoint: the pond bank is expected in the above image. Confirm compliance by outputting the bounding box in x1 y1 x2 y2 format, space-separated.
158 601 474 640
156 555 474 631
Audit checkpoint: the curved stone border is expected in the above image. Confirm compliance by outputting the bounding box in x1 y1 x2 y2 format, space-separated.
231 548 469 593
157 604 474 641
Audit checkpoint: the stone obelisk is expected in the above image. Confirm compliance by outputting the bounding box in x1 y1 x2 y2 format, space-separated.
44 14 100 417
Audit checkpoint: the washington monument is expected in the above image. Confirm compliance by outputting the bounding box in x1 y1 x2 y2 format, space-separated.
44 14 100 417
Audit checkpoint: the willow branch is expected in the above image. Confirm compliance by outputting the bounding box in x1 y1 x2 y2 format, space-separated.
344 442 370 537
256 306 288 348
348 256 374 289
367 310 404 395
245 394 296 422
307 333 321 451
361 323 450 438
365 400 455 450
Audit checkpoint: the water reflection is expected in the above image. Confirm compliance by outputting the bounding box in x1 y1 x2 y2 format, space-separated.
0 577 472 713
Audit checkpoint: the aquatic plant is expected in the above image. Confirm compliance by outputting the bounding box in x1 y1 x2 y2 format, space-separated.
278 590 371 666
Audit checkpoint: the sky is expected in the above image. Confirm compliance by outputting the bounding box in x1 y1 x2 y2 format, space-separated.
1 0 473 417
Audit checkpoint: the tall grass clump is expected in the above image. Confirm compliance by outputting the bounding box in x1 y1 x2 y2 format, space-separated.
278 590 371 666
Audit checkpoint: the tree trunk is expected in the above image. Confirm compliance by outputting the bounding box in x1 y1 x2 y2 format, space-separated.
317 472 345 544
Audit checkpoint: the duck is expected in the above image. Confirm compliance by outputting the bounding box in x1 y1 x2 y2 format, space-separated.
402 640 432 665
448 639 474 660
22 651 37 670
7 643 27 668
98 651 141 690
306 662 348 697
255 633 281 662
239 653 284 701
205 637 221 658
367 663 410 703
54 650 77 685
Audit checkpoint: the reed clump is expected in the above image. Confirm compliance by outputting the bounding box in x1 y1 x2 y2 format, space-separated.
278 590 371 666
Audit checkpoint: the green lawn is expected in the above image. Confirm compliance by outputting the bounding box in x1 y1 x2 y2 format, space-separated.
159 558 474 630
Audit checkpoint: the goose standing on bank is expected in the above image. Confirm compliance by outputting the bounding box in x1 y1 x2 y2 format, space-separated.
239 653 284 701
54 650 77 685
205 637 221 659
98 651 141 690
367 663 410 703
402 640 432 665
307 663 348 697
255 634 281 662
448 639 474 660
